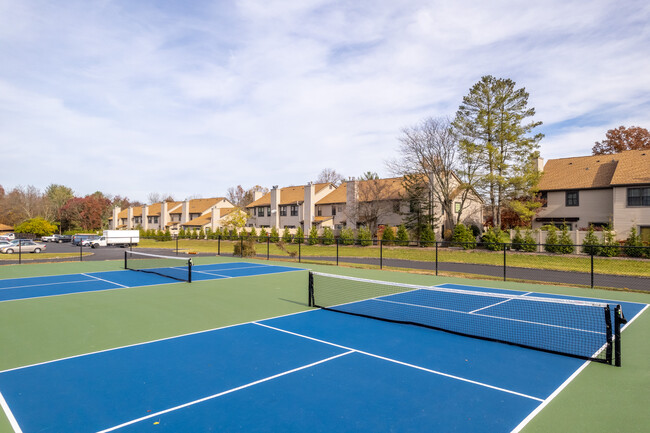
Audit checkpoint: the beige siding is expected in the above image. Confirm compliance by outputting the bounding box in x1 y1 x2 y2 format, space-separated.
613 186 650 238
533 189 613 231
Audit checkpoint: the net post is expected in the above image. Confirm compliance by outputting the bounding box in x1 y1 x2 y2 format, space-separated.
336 237 339 266
435 241 438 276
188 258 192 283
614 305 626 367
380 238 383 270
308 271 314 307
124 250 128 269
604 305 613 364
218 235 221 256
240 235 243 258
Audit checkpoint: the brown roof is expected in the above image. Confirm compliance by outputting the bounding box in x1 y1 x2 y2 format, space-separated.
0 223 14 231
356 177 405 201
317 184 347 205
538 149 650 191
182 214 211 227
247 183 332 208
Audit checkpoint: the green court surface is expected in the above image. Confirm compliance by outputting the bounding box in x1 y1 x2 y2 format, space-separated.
0 256 649 432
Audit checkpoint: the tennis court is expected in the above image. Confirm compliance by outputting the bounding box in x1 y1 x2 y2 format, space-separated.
0 256 649 432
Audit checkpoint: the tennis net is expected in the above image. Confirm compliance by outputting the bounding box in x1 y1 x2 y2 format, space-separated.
124 251 193 283
309 272 626 366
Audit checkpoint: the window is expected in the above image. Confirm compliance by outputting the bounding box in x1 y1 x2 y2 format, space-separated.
266 207 271 217
393 202 400 213
317 207 322 216
627 187 650 206
148 216 159 224
565 190 579 206
279 206 287 216
291 205 298 216
540 191 548 207
331 206 336 216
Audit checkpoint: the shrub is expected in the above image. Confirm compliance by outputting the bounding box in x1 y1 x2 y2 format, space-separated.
522 229 537 252
357 226 372 246
544 226 560 253
293 227 304 244
14 218 57 237
230 228 238 239
339 227 355 245
600 225 619 257
623 227 644 258
452 223 475 249
581 225 602 256
482 227 504 251
249 227 258 240
321 227 334 245
282 228 293 243
420 225 436 247
163 229 172 241
269 227 279 243
233 238 256 257
308 226 319 245
381 225 395 246
396 224 409 246
511 227 524 251
258 228 268 242
557 224 574 254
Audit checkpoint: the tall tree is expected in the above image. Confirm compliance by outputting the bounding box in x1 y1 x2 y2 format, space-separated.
45 184 74 232
316 168 345 186
592 126 650 155
227 185 268 207
453 75 543 228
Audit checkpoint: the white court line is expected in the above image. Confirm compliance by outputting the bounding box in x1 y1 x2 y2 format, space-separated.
0 279 94 291
193 270 232 279
95 351 354 433
372 298 605 335
469 292 533 314
194 264 269 272
255 322 544 402
0 390 23 433
0 309 316 374
510 303 650 433
81 274 129 288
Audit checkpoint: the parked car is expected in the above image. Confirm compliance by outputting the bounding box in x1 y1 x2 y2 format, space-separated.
0 240 12 249
80 236 101 247
0 240 46 254
42 234 72 243
0 233 15 240
71 234 97 246
41 234 59 242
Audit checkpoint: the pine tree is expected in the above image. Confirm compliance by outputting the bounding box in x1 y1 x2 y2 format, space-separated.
419 224 436 247
321 227 334 245
511 227 524 251
600 225 619 257
522 229 537 252
557 224 574 254
259 228 268 242
357 226 372 246
339 227 355 245
396 224 409 246
308 226 319 245
623 227 643 257
294 227 304 244
381 225 395 246
581 226 602 256
544 226 559 253
282 228 293 243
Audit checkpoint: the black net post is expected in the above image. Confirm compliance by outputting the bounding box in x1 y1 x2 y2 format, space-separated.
240 236 244 258
503 243 507 281
79 243 83 262
615 305 626 367
605 305 613 364
435 241 438 276
175 236 178 256
267 235 270 260
380 239 383 270
218 235 221 256
124 250 127 269
335 236 340 265
188 258 192 283
308 271 314 307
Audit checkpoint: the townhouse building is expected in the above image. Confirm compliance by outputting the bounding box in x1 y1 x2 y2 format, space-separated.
109 197 234 234
534 149 650 241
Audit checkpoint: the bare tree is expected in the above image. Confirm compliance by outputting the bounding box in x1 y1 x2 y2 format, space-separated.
316 168 346 186
346 178 397 234
389 117 479 233
147 193 175 204
227 185 268 207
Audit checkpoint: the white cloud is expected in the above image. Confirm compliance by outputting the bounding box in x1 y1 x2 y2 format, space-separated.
0 0 649 201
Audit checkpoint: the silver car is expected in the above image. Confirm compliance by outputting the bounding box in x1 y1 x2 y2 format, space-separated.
0 240 47 254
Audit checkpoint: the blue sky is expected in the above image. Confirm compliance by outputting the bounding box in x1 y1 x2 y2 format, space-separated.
1 0 649 203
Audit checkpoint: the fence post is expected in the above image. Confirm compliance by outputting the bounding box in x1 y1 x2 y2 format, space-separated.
79 242 83 262
298 240 301 263
18 241 22 265
175 235 178 256
240 236 244 258
267 235 270 260
380 239 383 269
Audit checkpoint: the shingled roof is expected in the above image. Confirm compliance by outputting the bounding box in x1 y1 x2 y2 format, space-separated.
538 149 650 191
246 183 332 207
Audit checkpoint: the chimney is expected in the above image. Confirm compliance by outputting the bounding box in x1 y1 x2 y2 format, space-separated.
127 207 134 229
346 179 358 229
142 205 149 231
304 182 316 228
161 201 168 230
182 200 190 224
111 207 121 230
536 157 545 172
270 186 280 228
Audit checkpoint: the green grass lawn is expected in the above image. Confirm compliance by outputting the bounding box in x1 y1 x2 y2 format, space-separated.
139 238 650 277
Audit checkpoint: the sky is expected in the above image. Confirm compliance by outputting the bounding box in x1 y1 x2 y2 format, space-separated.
1 0 649 203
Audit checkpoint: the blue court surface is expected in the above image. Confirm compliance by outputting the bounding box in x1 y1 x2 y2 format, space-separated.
0 262 301 302
0 277 646 432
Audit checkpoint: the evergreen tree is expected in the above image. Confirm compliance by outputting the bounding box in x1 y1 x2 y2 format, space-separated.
259 227 268 242
308 226 319 245
294 227 304 244
249 226 258 241
544 226 559 253
419 224 436 247
482 227 503 251
339 227 355 245
381 225 396 246
282 228 293 243
396 224 409 246
581 226 602 256
269 227 279 243
557 224 574 254
623 227 644 258
511 227 524 251
163 228 172 241
600 225 619 257
321 227 334 245
522 229 537 252
357 226 372 246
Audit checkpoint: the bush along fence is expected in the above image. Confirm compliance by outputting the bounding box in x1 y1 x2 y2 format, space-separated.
191 233 650 292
